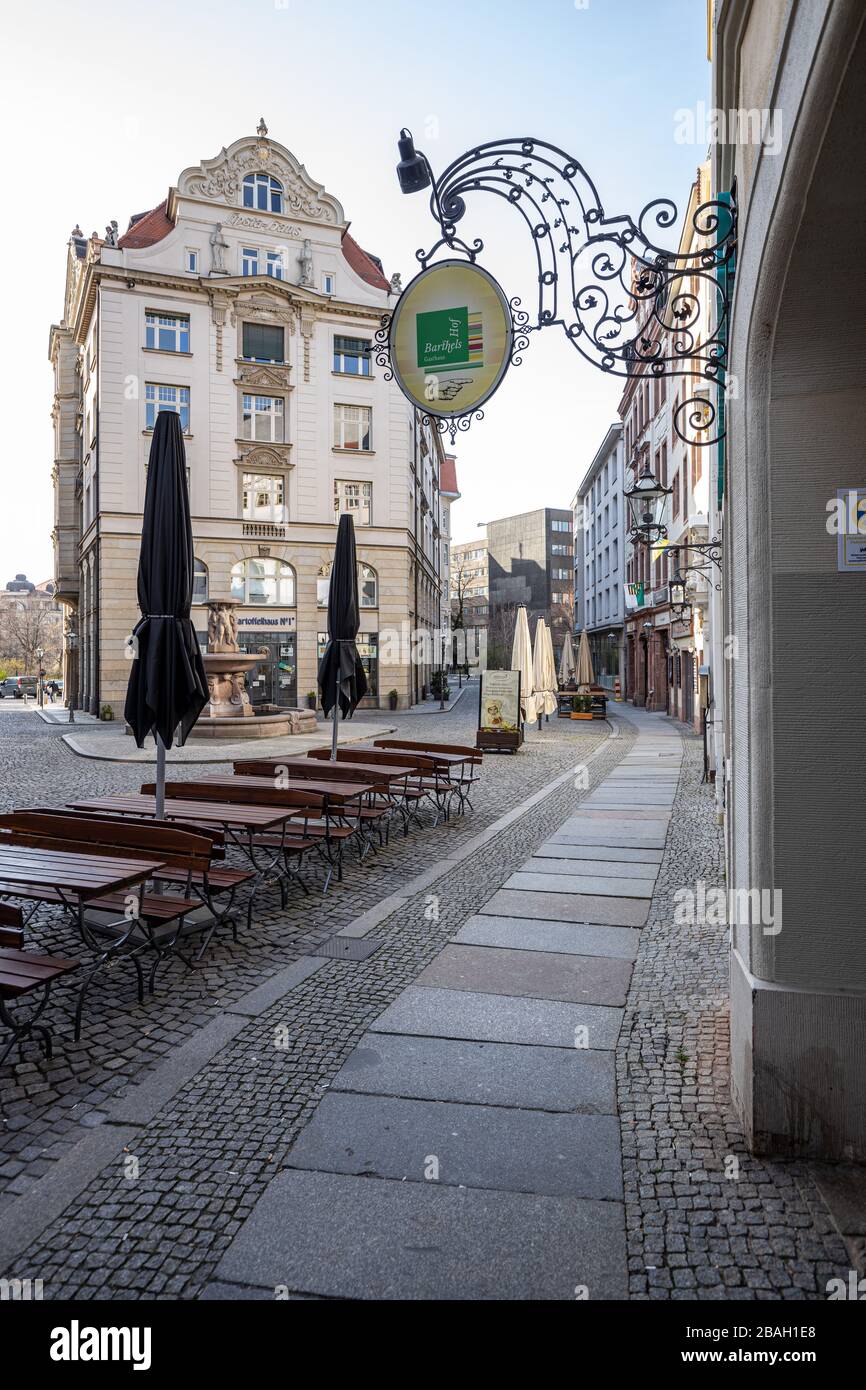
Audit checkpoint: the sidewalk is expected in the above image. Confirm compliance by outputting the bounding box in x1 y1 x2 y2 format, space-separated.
406 678 473 714
210 707 682 1298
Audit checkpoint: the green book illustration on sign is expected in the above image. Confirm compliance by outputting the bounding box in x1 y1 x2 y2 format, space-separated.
416 306 484 373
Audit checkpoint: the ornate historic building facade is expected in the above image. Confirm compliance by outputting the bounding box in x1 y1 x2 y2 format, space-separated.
50 124 448 714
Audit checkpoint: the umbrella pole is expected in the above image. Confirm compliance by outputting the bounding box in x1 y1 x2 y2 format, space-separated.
330 660 339 761
155 734 166 819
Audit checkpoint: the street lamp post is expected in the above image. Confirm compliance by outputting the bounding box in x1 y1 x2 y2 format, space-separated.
36 648 45 709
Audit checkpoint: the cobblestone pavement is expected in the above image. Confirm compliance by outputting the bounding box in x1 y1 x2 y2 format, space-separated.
0 700 852 1298
618 722 851 1300
0 694 607 1215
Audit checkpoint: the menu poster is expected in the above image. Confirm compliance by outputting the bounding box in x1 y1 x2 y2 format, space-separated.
478 670 521 734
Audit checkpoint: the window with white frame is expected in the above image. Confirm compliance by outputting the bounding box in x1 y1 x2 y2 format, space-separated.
192 558 208 603
266 250 284 280
242 247 259 276
551 518 571 532
242 173 283 213
333 336 371 376
231 557 295 605
333 404 372 451
145 383 190 433
359 563 378 608
334 479 372 526
242 394 284 442
322 272 335 295
317 562 377 608
145 313 190 353
241 473 288 524
186 249 198 274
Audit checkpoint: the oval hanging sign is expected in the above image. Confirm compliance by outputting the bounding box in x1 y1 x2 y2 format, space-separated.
388 259 513 419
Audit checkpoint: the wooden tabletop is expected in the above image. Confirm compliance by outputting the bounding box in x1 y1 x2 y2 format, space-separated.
67 794 300 831
172 774 378 807
0 843 164 900
371 742 469 766
245 756 416 785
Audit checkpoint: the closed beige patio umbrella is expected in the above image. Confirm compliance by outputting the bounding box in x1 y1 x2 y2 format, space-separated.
542 621 559 709
533 618 557 724
558 630 576 686
577 627 595 691
511 605 537 724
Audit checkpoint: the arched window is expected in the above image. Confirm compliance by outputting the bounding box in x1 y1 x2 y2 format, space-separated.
317 563 378 609
242 173 283 214
192 558 208 604
359 563 378 609
316 563 331 608
231 558 295 606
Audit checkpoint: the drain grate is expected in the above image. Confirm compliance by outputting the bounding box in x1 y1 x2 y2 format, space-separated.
305 936 384 961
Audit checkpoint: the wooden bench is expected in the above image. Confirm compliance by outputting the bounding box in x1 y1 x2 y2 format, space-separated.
148 778 365 892
23 808 258 939
373 739 483 810
0 903 80 1067
303 748 454 828
0 812 231 1033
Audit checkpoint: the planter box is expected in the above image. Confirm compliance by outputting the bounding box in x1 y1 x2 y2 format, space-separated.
570 712 594 720
477 728 523 753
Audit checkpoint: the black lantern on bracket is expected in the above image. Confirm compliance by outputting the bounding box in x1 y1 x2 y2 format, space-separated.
624 463 672 544
669 569 689 612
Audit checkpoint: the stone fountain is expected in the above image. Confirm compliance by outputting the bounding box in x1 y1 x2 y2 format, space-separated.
202 599 258 718
189 598 317 739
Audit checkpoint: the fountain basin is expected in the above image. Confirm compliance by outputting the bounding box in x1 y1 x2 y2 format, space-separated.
188 704 317 739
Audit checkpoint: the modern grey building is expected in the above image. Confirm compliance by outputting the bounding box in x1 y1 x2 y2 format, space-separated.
574 423 625 691
486 507 573 665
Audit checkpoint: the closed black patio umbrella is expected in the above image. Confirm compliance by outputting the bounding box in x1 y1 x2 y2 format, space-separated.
124 411 209 811
317 512 368 759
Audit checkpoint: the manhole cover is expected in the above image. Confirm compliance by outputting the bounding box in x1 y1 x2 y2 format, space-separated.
306 936 383 961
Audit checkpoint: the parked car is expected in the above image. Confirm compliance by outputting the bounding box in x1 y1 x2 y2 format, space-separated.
0 676 39 699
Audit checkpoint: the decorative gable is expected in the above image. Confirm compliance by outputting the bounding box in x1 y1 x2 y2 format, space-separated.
176 134 346 227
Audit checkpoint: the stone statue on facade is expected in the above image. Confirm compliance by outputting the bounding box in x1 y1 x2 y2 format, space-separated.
104 221 119 247
209 222 230 275
389 271 403 294
298 237 315 287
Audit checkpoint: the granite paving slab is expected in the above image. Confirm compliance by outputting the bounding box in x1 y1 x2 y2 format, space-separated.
519 856 659 880
504 871 655 898
370 986 623 1049
454 914 640 960
215 1168 628 1300
482 888 650 926
285 1091 624 1200
582 800 676 809
532 842 664 865
576 809 670 823
414 942 632 1005
548 829 668 849
330 1031 616 1112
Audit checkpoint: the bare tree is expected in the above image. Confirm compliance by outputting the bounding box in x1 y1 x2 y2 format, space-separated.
0 603 63 675
486 601 519 670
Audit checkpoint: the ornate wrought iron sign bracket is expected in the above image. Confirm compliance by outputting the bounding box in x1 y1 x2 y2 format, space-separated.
383 130 737 450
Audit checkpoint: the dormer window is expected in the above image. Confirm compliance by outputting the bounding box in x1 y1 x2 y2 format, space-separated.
243 173 283 214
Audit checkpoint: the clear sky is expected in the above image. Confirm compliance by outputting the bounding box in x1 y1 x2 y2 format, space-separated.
0 0 710 579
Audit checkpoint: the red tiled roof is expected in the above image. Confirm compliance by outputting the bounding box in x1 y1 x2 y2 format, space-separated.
341 231 390 291
440 454 459 497
117 201 173 249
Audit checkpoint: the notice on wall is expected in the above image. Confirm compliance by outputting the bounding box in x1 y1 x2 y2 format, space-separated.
478 669 521 734
836 488 866 571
